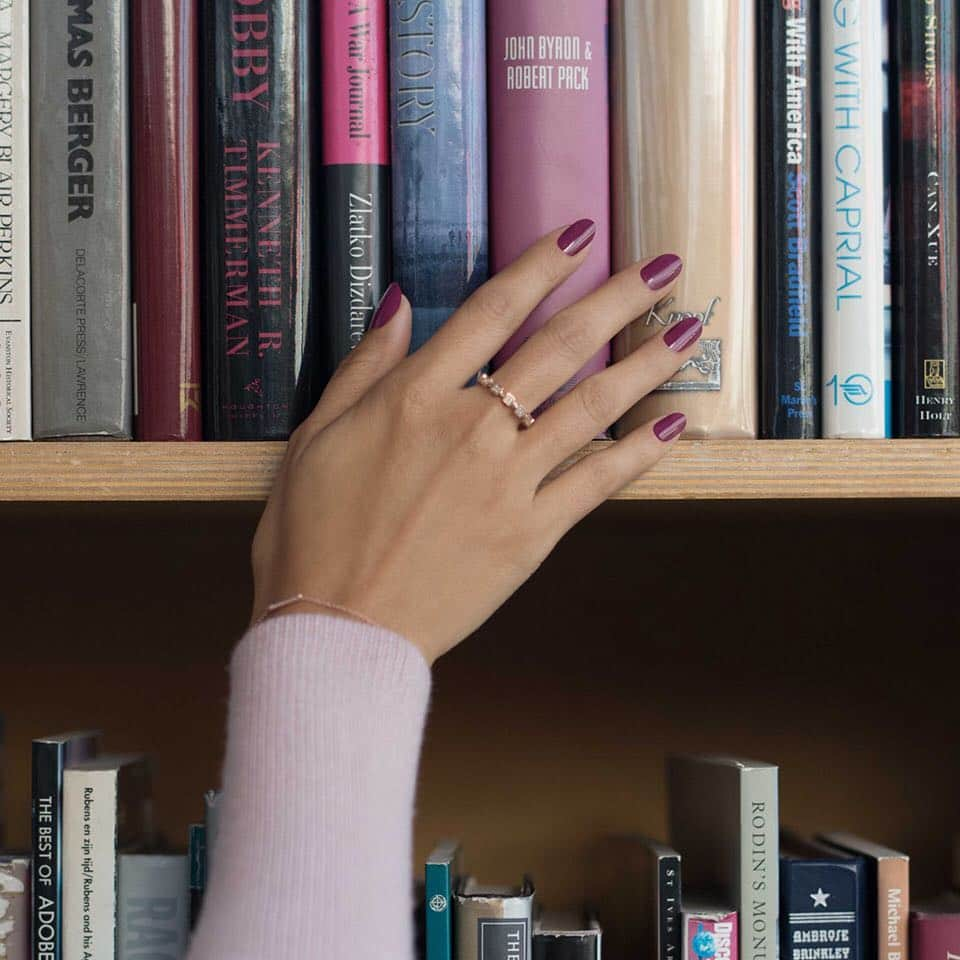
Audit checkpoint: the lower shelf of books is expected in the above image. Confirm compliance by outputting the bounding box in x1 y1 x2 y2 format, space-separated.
4 439 960 501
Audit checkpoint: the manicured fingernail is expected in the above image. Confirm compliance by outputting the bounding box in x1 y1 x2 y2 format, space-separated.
653 412 687 442
641 253 683 290
368 282 403 331
663 314 703 352
557 218 597 256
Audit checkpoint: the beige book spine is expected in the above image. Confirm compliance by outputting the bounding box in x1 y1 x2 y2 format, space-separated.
878 857 909 960
611 0 757 438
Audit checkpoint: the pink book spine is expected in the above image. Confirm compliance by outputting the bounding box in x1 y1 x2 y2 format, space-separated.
488 1 611 405
683 910 738 960
911 910 960 960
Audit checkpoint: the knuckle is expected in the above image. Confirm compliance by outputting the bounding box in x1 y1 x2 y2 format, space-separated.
543 313 594 366
471 285 516 328
396 377 431 421
575 375 616 427
539 248 569 287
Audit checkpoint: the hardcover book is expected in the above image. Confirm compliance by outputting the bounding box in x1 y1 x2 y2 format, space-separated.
117 854 190 960
132 0 201 440
487 0 610 408
0 0 30 440
202 0 317 439
425 840 462 960
912 896 960 960
454 877 535 960
881 0 893 435
759 0 821 438
612 0 757 438
819 833 909 960
682 904 738 960
30 0 132 438
31 731 100 960
319 0 390 386
668 755 778 960
821 0 886 438
203 789 222 883
62 756 152 960
533 914 601 960
391 0 487 352
780 845 866 960
0 856 30 960
188 823 206 929
892 0 959 436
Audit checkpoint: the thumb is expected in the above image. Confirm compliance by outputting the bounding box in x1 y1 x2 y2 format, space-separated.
307 282 412 431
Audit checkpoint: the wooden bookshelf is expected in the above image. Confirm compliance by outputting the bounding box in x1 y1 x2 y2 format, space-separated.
2 439 960 501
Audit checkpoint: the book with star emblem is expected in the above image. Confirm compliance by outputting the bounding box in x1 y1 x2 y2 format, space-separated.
453 876 535 960
780 839 866 960
668 755 779 960
819 833 909 960
682 902 738 960
425 840 462 960
911 895 960 960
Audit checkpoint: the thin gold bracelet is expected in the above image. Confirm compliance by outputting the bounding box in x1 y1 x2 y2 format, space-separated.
253 593 383 629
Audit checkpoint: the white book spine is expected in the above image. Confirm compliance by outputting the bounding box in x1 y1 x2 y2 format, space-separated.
0 0 30 439
738 767 779 960
63 769 118 960
821 1 886 437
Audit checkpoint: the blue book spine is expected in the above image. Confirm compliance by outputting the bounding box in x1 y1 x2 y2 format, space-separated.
390 0 488 352
780 857 866 960
425 859 454 960
882 0 893 436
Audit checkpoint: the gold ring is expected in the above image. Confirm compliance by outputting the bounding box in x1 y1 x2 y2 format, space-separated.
477 371 535 429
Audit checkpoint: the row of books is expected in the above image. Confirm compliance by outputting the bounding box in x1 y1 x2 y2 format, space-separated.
1 2 958 443
422 756 959 960
0 731 218 960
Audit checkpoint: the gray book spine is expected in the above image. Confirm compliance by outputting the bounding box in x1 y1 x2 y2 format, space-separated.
0 857 31 960
117 855 189 960
739 767 778 960
0 0 30 439
30 0 131 438
454 885 534 960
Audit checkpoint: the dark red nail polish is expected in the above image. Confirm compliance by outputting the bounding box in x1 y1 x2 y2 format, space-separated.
368 282 402 331
663 314 703 352
640 253 683 290
653 412 687 442
557 218 597 256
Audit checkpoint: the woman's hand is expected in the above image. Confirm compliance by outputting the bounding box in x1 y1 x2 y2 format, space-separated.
251 222 700 664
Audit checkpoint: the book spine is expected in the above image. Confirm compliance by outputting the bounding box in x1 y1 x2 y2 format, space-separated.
0 859 31 960
117 856 189 960
877 860 909 960
202 0 315 439
882 0 893 436
759 0 821 439
487 0 610 408
319 0 390 387
780 860 863 960
659 853 682 960
30 0 132 438
532 933 600 960
611 0 757 438
739 769 778 960
821 0 886 437
911 914 960 960
32 742 63 960
132 0 201 440
390 0 487 352
63 770 118 960
683 911 738 960
424 860 453 960
893 0 960 436
0 0 30 440
454 900 534 960
187 823 206 930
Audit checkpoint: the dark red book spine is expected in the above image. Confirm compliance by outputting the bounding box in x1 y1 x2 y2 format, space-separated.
132 0 202 440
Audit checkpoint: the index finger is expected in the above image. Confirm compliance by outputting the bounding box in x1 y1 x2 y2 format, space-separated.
411 219 597 385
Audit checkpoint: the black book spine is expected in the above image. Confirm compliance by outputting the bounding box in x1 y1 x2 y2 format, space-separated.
201 0 316 439
759 0 821 438
893 0 960 436
659 853 682 960
318 0 391 390
31 742 63 960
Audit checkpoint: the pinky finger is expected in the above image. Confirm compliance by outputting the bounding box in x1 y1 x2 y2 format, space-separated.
534 412 687 526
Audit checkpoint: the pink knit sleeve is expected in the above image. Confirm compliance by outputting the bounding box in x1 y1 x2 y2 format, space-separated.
185 613 432 960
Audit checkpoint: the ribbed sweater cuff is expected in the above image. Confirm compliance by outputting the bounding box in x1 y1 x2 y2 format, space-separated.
187 613 432 960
